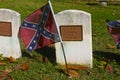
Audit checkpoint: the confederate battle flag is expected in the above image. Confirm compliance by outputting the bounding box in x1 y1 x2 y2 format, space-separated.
19 1 60 52
107 20 120 49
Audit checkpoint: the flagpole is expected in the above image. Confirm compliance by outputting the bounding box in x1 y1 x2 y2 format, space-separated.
48 0 69 75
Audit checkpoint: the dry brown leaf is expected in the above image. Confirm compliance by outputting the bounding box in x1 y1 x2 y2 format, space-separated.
0 68 12 80
106 44 116 49
0 77 14 80
64 69 79 78
63 64 86 71
14 63 29 71
62 64 84 78
69 70 79 78
0 62 6 65
45 76 50 80
22 62 29 70
0 71 9 77
7 56 17 63
0 78 7 80
4 68 12 73
10 77 14 80
106 63 114 74
0 75 13 80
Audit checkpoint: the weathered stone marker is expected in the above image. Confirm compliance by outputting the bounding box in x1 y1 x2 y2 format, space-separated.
55 10 92 68
0 9 21 58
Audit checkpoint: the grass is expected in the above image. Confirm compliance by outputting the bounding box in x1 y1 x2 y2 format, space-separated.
0 0 120 80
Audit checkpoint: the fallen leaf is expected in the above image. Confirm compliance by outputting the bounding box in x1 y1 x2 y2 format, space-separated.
106 63 114 74
45 76 50 80
10 77 14 80
0 75 13 80
7 56 17 63
4 68 12 73
14 63 29 71
0 71 9 77
106 44 116 49
0 68 12 80
63 64 86 71
0 62 6 65
65 69 79 78
22 62 29 70
62 64 85 78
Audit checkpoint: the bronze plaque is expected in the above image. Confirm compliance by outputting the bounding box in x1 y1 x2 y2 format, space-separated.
60 25 83 41
0 21 12 36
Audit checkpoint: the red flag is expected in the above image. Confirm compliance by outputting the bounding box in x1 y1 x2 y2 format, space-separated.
19 2 60 52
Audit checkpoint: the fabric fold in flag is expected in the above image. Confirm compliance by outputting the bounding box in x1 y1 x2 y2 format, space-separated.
19 2 60 52
107 20 120 49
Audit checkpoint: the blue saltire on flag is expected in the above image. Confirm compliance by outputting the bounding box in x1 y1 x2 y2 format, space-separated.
19 1 60 52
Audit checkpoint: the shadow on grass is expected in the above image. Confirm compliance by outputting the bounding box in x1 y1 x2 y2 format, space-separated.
86 3 98 6
93 51 120 64
108 4 120 6
35 46 56 65
22 51 34 58
22 46 56 65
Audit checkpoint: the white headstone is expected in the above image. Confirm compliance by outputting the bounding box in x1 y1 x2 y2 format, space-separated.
55 10 92 68
0 9 21 58
100 2 107 6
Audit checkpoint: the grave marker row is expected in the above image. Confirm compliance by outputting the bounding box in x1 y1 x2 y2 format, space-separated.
0 9 92 67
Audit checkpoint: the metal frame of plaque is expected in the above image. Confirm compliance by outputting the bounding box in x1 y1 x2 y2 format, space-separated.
0 21 12 36
60 25 83 41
